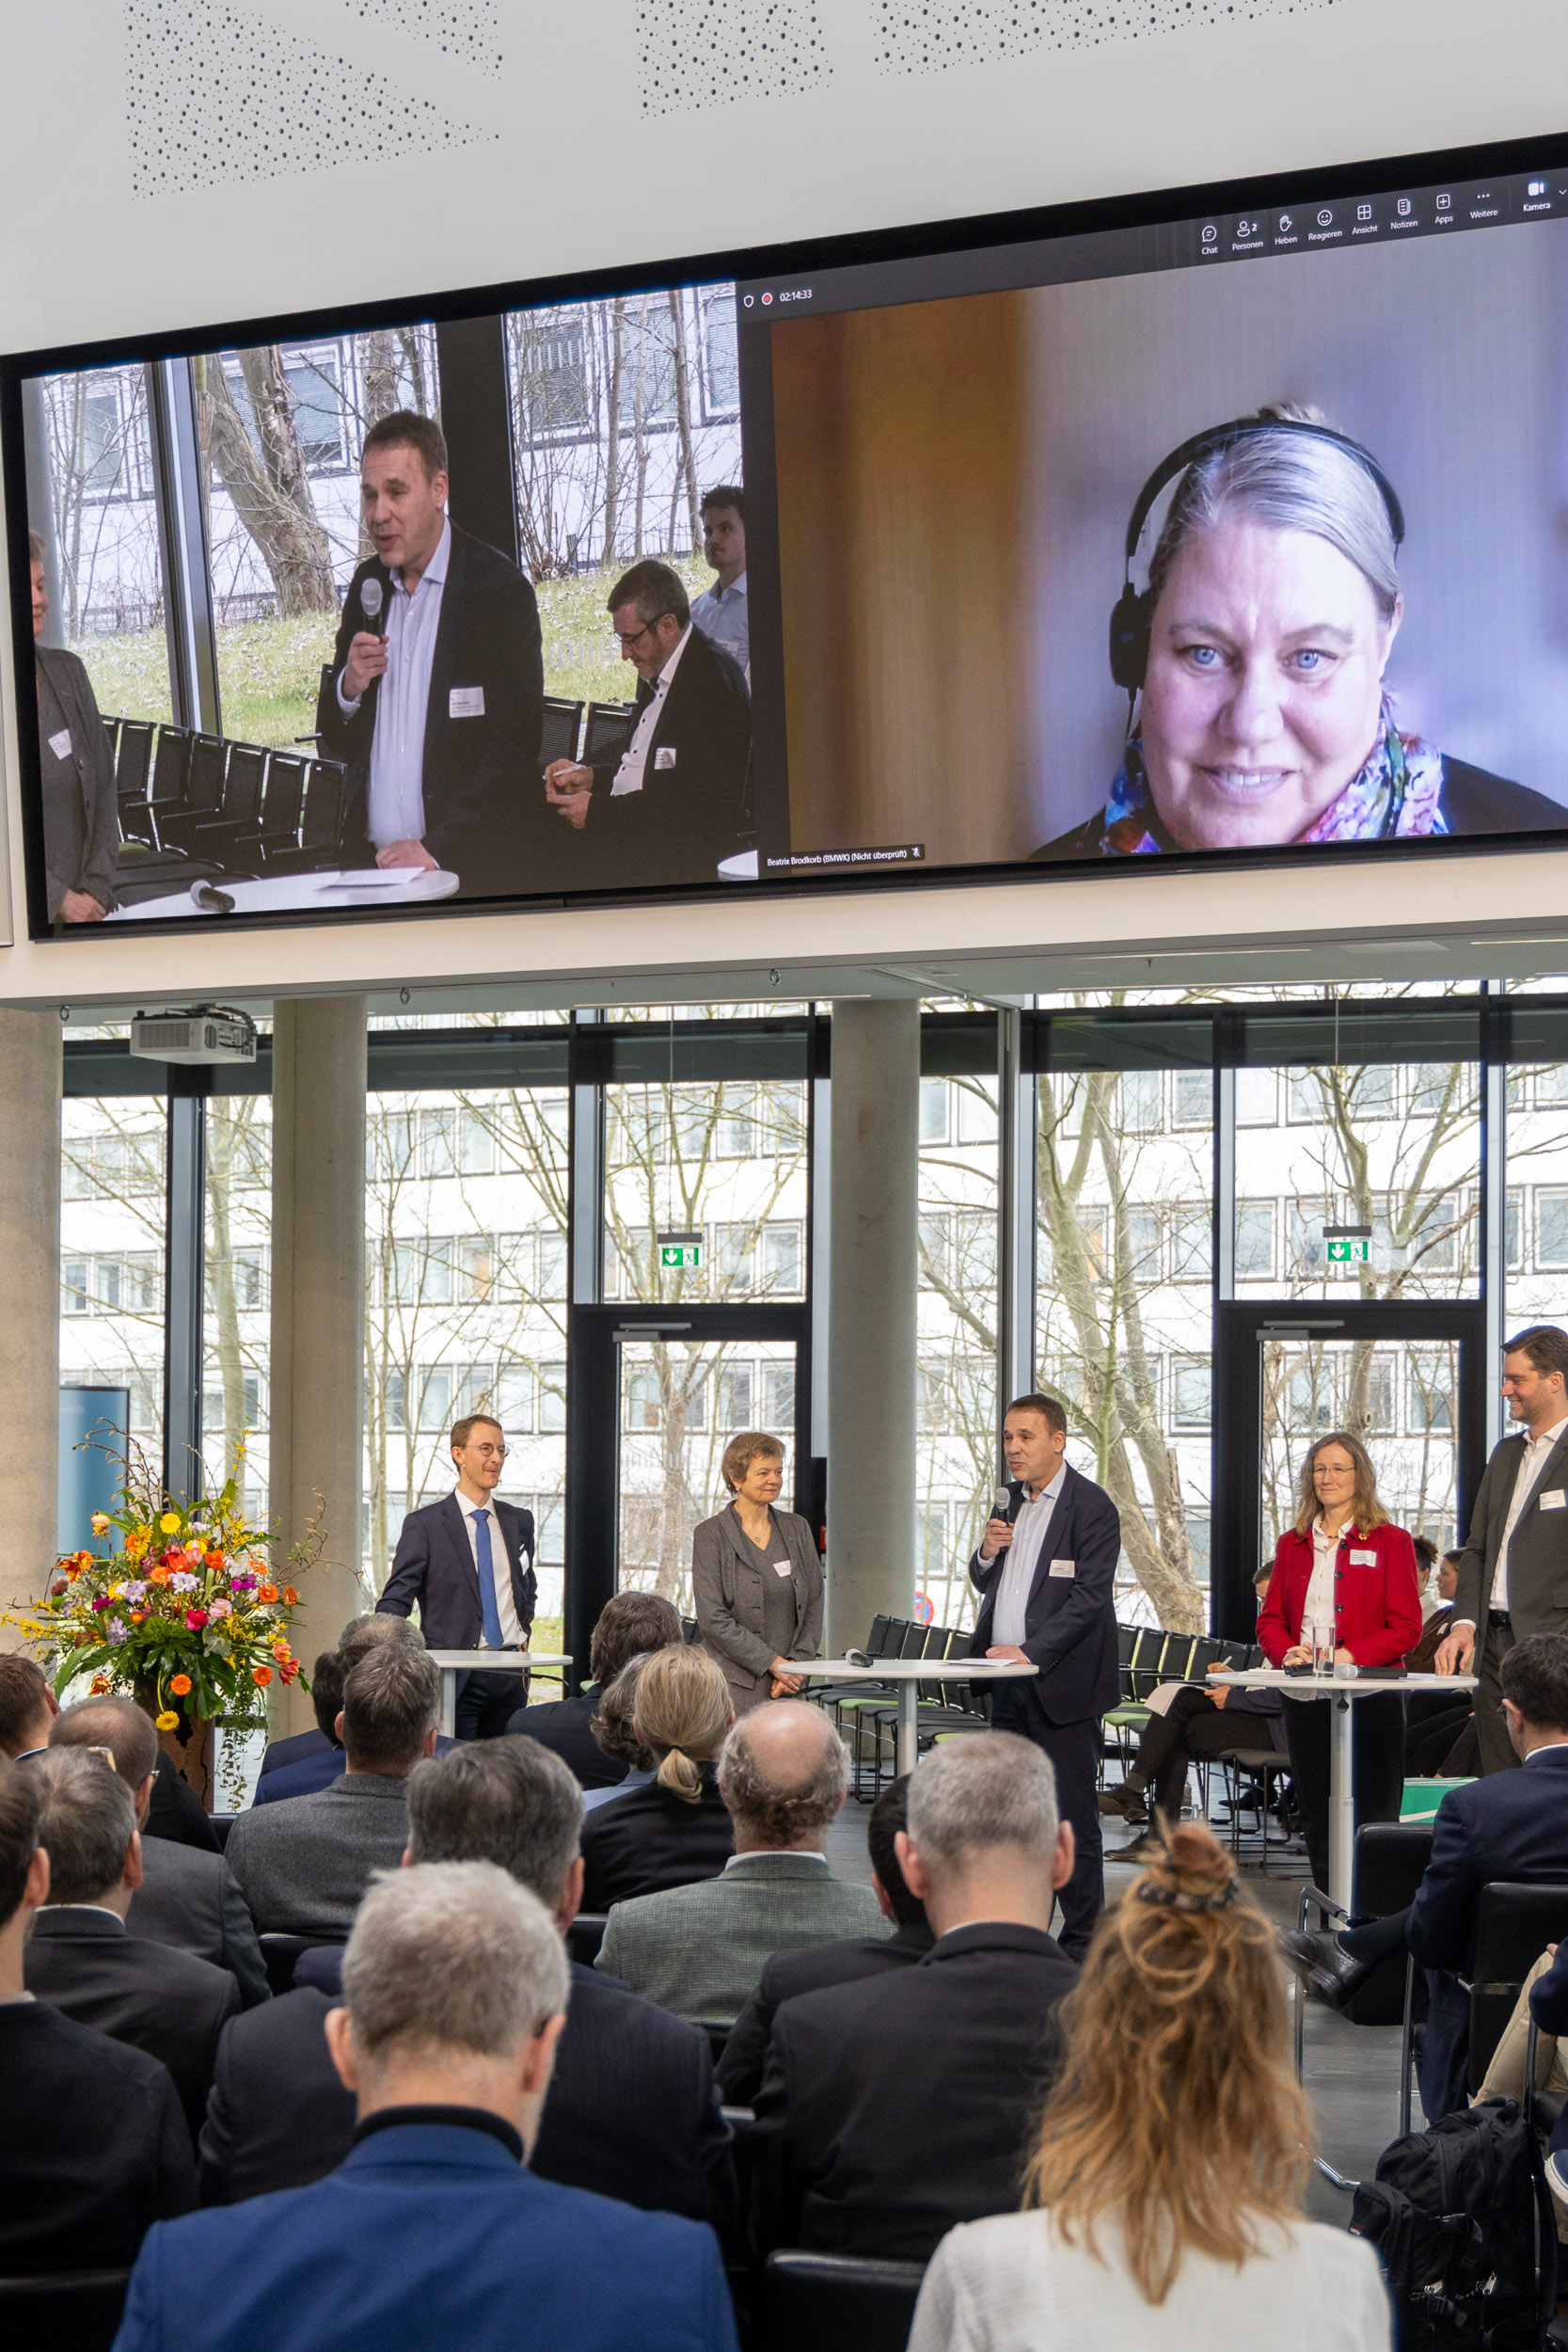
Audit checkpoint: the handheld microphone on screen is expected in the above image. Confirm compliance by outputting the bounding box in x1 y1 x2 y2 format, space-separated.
359 577 385 638
993 1485 1015 1525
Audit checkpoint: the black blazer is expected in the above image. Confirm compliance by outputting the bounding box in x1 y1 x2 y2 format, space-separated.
0 2001 195 2272
315 523 546 898
504 1686 626 1790
578 1768 735 1915
257 1727 331 1778
967 1465 1121 1726
128 1835 271 2010
750 1921 1076 2262
1407 1743 1568 1973
24 1907 240 2137
378 1494 536 1651
717 1917 934 2106
578 626 751 889
144 1749 221 1851
198 1969 734 2234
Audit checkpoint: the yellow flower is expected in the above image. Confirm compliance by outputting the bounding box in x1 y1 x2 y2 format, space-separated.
155 1709 179 1731
159 1512 181 1534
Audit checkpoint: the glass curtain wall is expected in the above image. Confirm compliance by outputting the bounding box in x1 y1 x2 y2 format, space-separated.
36 362 173 724
201 1092 271 1521
60 1094 168 1471
917 1070 1000 1630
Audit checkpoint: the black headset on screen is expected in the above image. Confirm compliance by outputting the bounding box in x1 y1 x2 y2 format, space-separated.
1106 416 1407 698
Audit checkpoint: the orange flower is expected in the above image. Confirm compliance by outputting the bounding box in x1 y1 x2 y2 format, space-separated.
257 1582 279 1605
148 1564 173 1587
251 1664 273 1687
88 1675 111 1694
271 1640 292 1661
283 1586 298 1606
204 1549 226 1570
129 1610 146 1625
169 1674 192 1696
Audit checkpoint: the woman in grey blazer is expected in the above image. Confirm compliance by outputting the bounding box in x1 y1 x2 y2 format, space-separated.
29 532 119 925
691 1433 823 1715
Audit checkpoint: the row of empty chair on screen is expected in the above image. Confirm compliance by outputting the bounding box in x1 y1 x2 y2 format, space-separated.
105 716 347 900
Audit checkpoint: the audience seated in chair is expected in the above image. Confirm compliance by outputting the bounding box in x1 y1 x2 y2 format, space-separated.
719 1771 933 2106
580 1648 660 1811
250 1616 447 1808
199 1734 735 2234
750 1731 1078 2262
507 1590 683 1791
49 1696 268 2009
143 1747 222 1851
225 1645 438 1934
116 1863 739 2352
0 1651 57 1762
0 1759 196 2275
909 1821 1391 2352
24 1749 238 2135
1282 1629 1568 2120
599 1700 886 2029
578 1646 736 1913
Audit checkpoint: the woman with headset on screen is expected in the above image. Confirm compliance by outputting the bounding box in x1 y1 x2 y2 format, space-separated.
1039 404 1564 859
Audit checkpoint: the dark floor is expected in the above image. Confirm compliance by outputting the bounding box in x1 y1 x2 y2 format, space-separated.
824 1772 1404 2229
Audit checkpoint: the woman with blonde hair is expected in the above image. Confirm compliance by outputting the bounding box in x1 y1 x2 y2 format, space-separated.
1255 1430 1421 1890
910 1823 1391 2348
578 1643 736 1912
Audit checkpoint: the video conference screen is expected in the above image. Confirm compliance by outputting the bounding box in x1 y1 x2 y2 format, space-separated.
8 132 1568 935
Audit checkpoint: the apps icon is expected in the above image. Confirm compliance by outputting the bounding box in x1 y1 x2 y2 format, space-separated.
1436 192 1451 211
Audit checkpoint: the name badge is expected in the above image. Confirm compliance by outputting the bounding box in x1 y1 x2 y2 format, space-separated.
654 746 677 770
1048 1559 1076 1579
449 685 484 718
47 727 72 760
1541 1490 1566 1512
772 1562 792 1578
1350 1548 1377 1565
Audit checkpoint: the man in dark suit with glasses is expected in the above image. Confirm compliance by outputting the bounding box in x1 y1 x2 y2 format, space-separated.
378 1414 536 1740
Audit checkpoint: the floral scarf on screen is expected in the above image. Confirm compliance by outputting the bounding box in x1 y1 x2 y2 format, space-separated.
1092 700 1449 855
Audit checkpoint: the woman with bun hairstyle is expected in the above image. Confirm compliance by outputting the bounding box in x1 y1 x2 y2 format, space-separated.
578 1644 736 1913
1254 1430 1421 1894
910 1821 1391 2349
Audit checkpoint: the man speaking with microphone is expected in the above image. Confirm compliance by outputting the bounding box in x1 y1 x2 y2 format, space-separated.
969 1393 1121 1958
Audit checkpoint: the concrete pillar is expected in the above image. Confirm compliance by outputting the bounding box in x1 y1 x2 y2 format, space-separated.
269 998 366 1728
0 1012 61 1629
826 998 920 1652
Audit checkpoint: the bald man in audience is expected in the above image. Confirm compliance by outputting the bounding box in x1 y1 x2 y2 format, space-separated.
596 1701 887 2029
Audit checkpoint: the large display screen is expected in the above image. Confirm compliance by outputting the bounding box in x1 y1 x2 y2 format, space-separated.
8 129 1568 936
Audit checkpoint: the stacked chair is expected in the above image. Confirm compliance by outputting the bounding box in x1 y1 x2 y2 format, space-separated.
107 714 348 906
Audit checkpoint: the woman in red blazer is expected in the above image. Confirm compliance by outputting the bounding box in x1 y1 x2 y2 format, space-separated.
1259 1431 1422 1892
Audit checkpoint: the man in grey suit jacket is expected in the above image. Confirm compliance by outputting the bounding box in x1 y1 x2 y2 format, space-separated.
226 1646 438 1933
50 1695 268 2008
1438 1325 1568 1772
597 1702 888 2027
29 534 119 924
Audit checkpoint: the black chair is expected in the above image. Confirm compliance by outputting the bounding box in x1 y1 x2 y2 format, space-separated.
113 718 158 844
257 753 309 867
187 743 268 871
539 694 584 771
259 1931 347 1995
1398 1881 1568 2136
266 758 347 875
565 1912 608 1967
582 698 637 765
0 2265 133 2352
146 723 194 837
157 732 228 851
758 2250 927 2352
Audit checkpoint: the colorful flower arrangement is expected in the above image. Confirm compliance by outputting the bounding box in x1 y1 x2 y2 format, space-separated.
3 1448 319 1731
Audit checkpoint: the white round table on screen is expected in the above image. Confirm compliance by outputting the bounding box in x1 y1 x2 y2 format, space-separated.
104 869 461 921
718 850 759 881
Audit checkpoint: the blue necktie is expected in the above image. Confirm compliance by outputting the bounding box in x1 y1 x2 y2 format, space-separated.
472 1510 505 1649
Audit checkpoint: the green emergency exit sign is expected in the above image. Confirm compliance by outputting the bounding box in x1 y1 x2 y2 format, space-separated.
658 1232 702 1269
1324 1224 1371 1264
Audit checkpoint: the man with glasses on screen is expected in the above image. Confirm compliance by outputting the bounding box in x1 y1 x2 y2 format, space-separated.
377 1415 537 1740
317 411 544 899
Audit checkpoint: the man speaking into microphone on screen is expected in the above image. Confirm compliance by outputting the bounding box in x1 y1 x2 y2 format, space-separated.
968 1393 1121 1959
316 410 544 898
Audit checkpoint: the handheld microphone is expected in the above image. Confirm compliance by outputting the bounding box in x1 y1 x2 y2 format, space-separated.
360 576 385 638
993 1485 1014 1523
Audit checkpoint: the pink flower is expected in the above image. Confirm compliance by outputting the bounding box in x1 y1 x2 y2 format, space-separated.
90 1596 112 1613
184 1607 210 1630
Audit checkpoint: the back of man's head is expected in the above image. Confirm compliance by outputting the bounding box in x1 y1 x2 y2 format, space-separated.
341 1861 568 2069
341 1645 439 1776
905 1733 1059 1895
31 1748 135 1906
0 1762 43 1931
588 1591 684 1688
1501 1632 1568 1737
49 1696 158 1793
309 1651 350 1744
0 1654 54 1758
340 1613 424 1661
866 1773 927 1929
406 1736 582 1909
719 1701 847 1848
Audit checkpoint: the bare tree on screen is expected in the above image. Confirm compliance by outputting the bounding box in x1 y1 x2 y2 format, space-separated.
193 350 336 615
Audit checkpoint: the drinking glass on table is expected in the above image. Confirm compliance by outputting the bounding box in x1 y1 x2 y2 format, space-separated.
1307 1618 1335 1679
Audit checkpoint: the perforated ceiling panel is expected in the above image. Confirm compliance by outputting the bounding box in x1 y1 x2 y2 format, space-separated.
875 0 1334 72
352 0 502 77
125 0 497 199
638 0 833 114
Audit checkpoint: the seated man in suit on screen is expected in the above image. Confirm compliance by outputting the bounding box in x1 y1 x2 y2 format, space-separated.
315 409 544 898
543 560 751 890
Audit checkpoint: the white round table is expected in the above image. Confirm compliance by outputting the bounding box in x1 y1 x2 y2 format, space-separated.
799 1656 1038 1775
1213 1667 1478 1911
428 1651 572 1740
106 867 461 921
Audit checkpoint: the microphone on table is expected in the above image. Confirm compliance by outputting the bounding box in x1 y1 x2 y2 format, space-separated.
359 576 385 637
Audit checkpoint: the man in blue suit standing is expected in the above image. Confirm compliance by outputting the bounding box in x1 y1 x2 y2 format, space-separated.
378 1414 536 1740
114 1860 737 2352
969 1393 1121 1958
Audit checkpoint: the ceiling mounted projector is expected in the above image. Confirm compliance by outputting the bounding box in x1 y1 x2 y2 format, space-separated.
129 1008 258 1066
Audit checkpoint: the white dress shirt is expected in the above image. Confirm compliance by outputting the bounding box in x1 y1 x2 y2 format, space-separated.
337 517 451 850
610 624 693 797
990 1464 1068 1647
1491 1414 1568 1616
454 1487 524 1647
690 573 749 675
1303 1518 1344 1644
